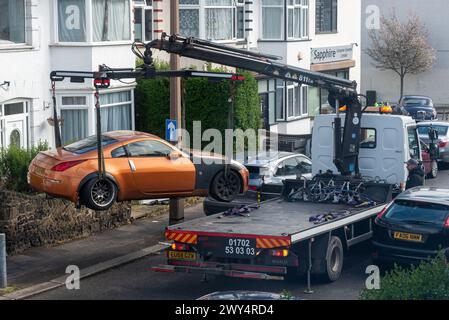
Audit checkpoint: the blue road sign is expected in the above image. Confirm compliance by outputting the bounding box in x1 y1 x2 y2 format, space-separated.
165 119 177 142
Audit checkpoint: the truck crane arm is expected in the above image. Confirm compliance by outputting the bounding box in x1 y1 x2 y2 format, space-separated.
147 34 363 176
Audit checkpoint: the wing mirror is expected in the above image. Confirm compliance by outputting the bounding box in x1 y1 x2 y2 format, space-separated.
167 151 183 160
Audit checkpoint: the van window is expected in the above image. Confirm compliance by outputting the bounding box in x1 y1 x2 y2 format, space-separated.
360 129 376 149
407 127 420 159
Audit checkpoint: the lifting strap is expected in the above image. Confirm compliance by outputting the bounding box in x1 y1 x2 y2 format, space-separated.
94 86 106 179
51 81 62 148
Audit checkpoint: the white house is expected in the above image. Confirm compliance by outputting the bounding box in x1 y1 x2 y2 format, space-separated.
361 0 449 106
0 0 136 150
151 0 361 136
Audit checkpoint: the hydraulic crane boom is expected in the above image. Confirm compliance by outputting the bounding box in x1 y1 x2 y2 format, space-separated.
147 34 363 176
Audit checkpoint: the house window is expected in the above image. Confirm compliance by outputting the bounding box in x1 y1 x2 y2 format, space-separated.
287 0 309 39
60 95 89 145
93 0 131 41
316 0 337 33
286 82 305 119
0 0 25 44
134 0 153 42
100 91 132 132
180 0 244 41
261 0 283 40
58 0 87 42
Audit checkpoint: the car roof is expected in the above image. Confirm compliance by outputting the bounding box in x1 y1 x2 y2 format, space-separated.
416 121 449 127
397 187 449 206
103 130 159 142
243 151 304 166
402 95 432 99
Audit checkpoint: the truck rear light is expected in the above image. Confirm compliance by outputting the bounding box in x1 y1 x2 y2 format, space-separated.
270 249 289 257
439 141 448 148
51 160 86 172
376 200 394 220
171 242 191 251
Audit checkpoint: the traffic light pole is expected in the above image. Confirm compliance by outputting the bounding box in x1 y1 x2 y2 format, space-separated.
169 0 184 225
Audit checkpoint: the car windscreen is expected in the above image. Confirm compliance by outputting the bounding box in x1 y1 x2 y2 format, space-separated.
403 98 431 107
63 135 118 154
384 199 449 226
417 125 448 137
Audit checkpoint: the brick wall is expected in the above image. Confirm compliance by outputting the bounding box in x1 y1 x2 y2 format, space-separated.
0 190 132 255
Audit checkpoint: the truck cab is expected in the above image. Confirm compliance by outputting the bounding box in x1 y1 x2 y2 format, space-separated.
312 113 420 188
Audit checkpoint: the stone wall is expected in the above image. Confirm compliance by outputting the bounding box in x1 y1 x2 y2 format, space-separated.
0 190 132 254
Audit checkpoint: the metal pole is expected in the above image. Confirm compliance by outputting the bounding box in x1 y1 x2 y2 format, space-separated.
169 0 184 225
304 238 314 294
0 234 7 289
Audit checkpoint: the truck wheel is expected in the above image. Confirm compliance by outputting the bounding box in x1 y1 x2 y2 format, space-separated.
80 178 117 211
427 160 438 179
210 170 241 202
325 236 344 282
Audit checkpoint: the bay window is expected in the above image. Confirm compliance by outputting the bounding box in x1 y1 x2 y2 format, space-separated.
0 0 25 44
261 0 283 40
134 0 153 42
60 96 89 145
57 0 131 43
100 91 132 132
179 0 245 41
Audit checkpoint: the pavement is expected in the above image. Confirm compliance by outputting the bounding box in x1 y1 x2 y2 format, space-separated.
1 202 205 299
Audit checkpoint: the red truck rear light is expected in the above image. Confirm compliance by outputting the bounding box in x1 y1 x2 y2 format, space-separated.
51 160 86 172
439 141 448 148
376 200 394 220
444 216 449 228
171 242 191 251
270 249 289 257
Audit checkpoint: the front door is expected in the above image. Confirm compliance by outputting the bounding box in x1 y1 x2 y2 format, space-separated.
125 139 196 195
2 101 28 149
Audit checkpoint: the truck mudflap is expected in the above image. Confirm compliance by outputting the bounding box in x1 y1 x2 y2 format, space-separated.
151 262 286 281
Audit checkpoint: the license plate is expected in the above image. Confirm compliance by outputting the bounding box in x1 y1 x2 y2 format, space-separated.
168 251 197 261
393 231 423 243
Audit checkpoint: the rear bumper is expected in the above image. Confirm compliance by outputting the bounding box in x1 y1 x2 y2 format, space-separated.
28 171 78 202
372 240 447 264
151 261 286 281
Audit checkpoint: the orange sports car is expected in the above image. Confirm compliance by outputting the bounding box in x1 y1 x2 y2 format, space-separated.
28 131 248 211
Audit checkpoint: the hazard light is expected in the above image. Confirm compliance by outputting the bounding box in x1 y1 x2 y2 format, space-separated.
269 249 289 257
171 242 191 251
380 106 393 114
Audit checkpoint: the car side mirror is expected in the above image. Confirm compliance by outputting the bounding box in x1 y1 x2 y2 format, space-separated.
167 151 183 160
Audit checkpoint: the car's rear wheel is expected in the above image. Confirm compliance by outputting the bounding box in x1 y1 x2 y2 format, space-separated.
80 177 117 211
210 170 241 202
427 160 438 179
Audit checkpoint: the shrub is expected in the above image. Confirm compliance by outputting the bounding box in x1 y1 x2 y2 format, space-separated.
0 140 49 193
360 253 449 300
134 65 261 151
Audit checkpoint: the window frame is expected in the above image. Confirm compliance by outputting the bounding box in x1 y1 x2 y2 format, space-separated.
360 128 377 149
0 0 27 47
315 0 338 34
260 0 285 41
58 94 90 145
286 0 309 40
133 0 153 42
54 0 133 45
98 90 135 132
179 0 245 42
126 139 174 158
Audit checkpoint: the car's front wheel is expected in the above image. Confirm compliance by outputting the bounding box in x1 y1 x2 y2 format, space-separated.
210 170 241 202
80 177 117 211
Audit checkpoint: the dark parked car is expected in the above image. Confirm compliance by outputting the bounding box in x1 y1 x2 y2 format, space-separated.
372 187 449 267
417 122 449 165
399 95 437 121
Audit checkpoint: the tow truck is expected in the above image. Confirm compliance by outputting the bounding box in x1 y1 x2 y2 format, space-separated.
150 34 422 284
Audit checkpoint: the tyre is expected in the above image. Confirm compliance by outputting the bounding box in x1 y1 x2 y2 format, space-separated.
80 177 117 211
210 170 241 202
325 236 344 282
427 160 438 179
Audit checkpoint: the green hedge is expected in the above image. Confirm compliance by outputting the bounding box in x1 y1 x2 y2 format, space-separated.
0 141 49 193
135 66 261 150
360 253 449 300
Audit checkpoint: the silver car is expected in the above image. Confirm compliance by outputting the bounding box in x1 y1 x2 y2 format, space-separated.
417 122 449 164
243 152 312 191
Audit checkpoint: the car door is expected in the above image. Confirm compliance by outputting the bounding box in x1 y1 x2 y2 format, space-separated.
126 139 196 195
272 157 304 185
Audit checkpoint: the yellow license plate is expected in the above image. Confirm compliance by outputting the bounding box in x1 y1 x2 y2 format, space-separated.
168 251 197 261
394 231 423 243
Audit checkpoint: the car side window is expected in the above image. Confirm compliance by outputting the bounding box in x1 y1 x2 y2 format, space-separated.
296 157 312 174
111 146 127 158
127 140 173 157
276 158 302 176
